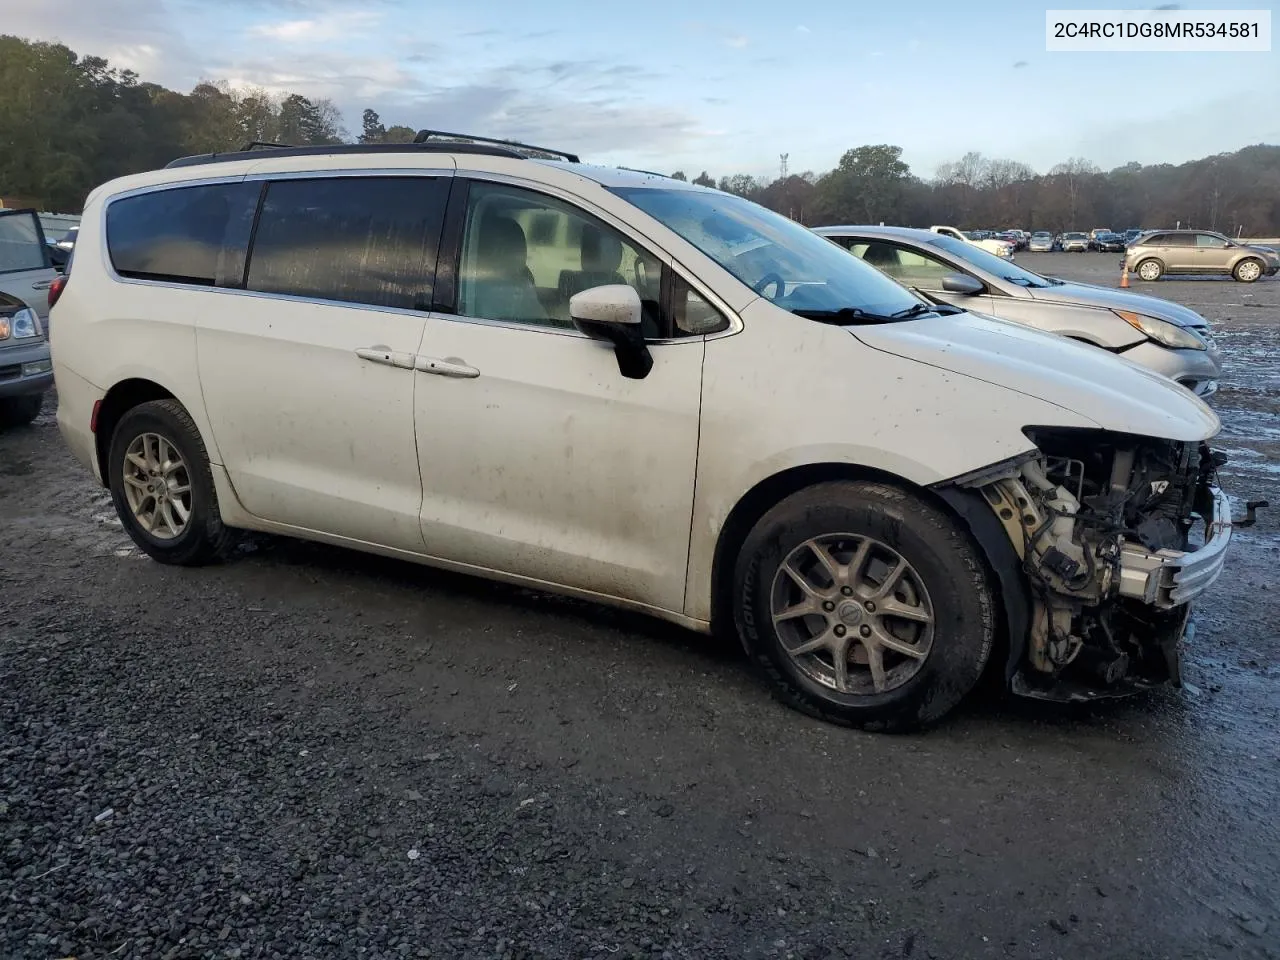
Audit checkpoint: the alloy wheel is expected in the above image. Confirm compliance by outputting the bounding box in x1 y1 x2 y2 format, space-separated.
122 432 192 540
770 534 935 695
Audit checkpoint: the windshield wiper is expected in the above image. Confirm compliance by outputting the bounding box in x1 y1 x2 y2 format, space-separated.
891 302 944 319
791 307 900 325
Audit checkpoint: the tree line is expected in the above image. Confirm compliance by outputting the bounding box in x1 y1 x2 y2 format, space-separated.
678 143 1280 236
2 34 1278 235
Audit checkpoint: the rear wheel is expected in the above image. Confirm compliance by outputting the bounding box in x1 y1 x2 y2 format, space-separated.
1233 258 1263 283
1137 258 1163 281
0 393 43 428
107 399 238 565
733 481 995 732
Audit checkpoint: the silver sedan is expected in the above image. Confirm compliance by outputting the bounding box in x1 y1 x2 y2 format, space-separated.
814 225 1222 397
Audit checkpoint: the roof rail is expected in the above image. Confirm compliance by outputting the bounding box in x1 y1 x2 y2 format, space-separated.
163 140 531 169
241 140 296 151
413 129 579 163
616 166 669 178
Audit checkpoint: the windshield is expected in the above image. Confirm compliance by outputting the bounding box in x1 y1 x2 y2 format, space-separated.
610 187 931 321
1064 232 1088 240
1032 232 1051 238
923 233 1059 287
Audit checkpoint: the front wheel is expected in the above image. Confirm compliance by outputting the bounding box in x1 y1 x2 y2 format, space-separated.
0 393 44 428
733 481 995 732
1233 258 1263 283
107 399 238 565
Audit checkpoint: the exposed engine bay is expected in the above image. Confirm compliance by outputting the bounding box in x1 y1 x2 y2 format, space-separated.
962 427 1244 700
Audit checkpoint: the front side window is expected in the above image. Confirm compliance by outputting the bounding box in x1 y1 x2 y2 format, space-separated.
246 176 447 310
455 182 668 337
1195 233 1229 249
856 242 958 289
611 187 928 321
107 182 258 285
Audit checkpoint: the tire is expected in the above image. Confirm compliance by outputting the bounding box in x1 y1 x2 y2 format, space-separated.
1136 258 1163 281
107 398 238 565
0 393 44 428
733 481 995 732
1233 258 1263 283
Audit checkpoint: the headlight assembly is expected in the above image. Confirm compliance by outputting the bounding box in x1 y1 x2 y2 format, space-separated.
1113 309 1206 351
11 308 38 339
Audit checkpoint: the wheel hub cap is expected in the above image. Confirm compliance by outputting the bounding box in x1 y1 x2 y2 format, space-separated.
836 600 863 626
770 534 935 696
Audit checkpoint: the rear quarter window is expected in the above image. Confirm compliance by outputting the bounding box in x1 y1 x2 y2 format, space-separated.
106 182 260 285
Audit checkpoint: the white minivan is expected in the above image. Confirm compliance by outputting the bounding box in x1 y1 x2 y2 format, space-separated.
51 134 1234 730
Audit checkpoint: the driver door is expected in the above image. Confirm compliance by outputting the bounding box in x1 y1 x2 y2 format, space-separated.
412 179 714 613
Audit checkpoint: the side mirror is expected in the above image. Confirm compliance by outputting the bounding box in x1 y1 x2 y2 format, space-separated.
570 284 652 379
940 273 984 296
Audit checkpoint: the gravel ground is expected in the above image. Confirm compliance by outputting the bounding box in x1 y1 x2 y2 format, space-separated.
2 252 1277 960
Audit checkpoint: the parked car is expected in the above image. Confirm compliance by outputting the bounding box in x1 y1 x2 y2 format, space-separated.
1061 232 1090 252
930 224 1014 259
1095 231 1127 253
1123 228 1143 244
0 208 59 329
0 287 53 426
1028 231 1055 252
1087 228 1112 249
816 225 1222 396
1124 229 1280 282
52 135 1233 730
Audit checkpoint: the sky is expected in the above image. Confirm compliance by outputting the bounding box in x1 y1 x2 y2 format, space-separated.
4 0 1278 181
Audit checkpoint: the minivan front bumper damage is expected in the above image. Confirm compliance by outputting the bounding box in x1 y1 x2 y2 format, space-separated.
1115 485 1231 609
936 433 1238 702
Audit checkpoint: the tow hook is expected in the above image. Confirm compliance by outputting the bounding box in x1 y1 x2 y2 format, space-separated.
1237 500 1268 529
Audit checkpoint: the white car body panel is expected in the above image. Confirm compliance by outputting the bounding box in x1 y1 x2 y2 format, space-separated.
196 292 429 553
682 299 1099 620
851 312 1220 442
414 314 703 612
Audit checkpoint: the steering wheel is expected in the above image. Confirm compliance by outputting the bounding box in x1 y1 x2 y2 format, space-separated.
753 273 785 300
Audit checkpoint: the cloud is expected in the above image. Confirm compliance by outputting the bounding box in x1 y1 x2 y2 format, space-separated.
724 34 749 49
795 25 810 34
1153 3 1180 9
3 0 201 88
247 10 381 43
1013 60 1028 68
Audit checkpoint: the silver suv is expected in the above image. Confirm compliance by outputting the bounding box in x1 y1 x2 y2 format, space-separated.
1125 230 1280 283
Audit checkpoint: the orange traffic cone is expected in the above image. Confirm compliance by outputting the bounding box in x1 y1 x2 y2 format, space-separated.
1120 263 1130 288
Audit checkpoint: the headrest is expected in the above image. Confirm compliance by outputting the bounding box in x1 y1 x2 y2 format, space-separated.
581 223 623 273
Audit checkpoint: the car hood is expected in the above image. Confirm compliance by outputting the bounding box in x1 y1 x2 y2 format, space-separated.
849 311 1220 442
1027 281 1208 328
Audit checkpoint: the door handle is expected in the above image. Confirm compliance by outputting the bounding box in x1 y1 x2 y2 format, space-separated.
31 279 53 290
356 346 415 369
415 355 480 379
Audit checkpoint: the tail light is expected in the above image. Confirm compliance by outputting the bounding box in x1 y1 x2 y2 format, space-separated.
48 274 67 309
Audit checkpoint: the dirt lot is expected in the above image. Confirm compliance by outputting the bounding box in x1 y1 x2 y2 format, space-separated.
2 252 1277 959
